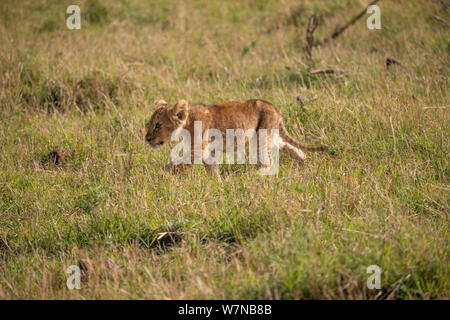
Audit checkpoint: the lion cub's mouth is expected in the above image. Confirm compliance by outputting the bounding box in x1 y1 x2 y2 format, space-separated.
150 141 164 149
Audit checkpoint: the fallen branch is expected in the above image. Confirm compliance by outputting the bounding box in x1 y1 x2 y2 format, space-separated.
315 0 381 47
310 68 335 75
422 106 450 110
433 15 449 27
386 57 403 68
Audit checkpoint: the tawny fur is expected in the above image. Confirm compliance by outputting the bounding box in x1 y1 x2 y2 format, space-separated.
145 99 328 175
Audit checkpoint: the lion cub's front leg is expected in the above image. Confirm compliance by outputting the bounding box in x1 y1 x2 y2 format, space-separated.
163 144 221 178
202 141 222 179
204 163 220 178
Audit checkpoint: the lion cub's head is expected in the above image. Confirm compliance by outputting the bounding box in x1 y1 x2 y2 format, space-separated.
145 100 189 148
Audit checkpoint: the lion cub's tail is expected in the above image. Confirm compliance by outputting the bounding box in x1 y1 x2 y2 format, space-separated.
279 123 329 152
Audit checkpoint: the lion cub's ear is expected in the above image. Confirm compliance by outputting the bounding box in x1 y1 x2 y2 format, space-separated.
172 100 189 122
153 100 168 110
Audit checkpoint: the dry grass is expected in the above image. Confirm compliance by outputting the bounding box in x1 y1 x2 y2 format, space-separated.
0 0 448 299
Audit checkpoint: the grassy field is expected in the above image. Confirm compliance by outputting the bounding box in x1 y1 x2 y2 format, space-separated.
0 0 448 299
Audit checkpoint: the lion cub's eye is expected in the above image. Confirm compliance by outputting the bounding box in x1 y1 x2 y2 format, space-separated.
154 123 161 131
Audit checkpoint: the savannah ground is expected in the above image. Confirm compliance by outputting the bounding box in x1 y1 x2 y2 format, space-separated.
0 0 448 299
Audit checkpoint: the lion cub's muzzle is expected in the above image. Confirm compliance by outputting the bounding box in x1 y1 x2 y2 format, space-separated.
146 135 164 148
150 141 164 148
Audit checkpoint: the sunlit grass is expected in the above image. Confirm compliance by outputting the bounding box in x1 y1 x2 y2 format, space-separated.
0 0 448 299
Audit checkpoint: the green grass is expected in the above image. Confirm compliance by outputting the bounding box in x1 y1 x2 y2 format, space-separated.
0 0 448 299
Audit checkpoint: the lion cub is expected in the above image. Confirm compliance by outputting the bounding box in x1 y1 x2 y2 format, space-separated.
145 99 328 175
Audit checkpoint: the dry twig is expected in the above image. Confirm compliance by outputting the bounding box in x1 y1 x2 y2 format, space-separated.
310 68 335 75
306 14 320 58
315 0 381 47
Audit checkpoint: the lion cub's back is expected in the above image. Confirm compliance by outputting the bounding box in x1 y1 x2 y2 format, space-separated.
207 99 280 130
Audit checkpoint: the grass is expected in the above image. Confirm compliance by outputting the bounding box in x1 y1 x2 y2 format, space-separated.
0 0 448 299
